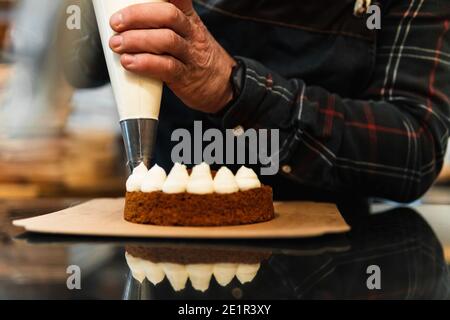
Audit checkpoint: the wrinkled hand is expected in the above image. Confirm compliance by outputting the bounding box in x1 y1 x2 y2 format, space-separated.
109 0 236 114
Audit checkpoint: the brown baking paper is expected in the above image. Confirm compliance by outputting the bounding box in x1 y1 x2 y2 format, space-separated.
13 199 350 239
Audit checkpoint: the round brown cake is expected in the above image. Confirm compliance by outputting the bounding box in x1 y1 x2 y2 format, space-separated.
124 185 274 226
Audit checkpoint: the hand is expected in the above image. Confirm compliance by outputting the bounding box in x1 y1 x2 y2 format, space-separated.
109 0 236 114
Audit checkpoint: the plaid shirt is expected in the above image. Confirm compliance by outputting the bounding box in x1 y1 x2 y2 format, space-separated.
217 0 450 202
66 0 450 202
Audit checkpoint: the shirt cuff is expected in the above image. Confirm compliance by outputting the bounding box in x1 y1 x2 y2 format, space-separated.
220 56 299 131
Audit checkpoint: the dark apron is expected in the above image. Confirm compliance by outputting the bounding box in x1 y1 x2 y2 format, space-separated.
156 0 388 201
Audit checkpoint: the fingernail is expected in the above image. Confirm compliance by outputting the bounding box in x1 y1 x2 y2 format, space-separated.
110 36 122 49
110 12 123 28
122 54 136 66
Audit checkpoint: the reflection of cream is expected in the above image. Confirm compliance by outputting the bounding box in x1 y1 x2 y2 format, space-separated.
125 252 262 292
161 263 189 292
141 164 167 193
126 163 148 192
141 260 165 285
186 264 213 292
235 166 261 191
213 167 239 194
125 252 146 283
162 163 190 194
236 263 261 284
213 263 238 286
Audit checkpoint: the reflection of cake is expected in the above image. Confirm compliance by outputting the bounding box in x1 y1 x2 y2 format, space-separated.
125 246 271 292
124 163 274 226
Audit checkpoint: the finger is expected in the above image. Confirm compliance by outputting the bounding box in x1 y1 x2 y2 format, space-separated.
110 2 191 37
121 53 185 83
110 29 189 62
169 0 194 16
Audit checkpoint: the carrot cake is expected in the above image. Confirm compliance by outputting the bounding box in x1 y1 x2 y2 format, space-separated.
124 162 274 226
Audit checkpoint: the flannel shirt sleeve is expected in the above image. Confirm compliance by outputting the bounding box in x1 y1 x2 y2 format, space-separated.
221 0 450 202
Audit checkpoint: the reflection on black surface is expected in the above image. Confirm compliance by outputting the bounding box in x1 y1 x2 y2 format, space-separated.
271 207 449 299
123 207 449 300
124 246 271 299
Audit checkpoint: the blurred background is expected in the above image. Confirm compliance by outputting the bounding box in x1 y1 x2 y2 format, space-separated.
0 0 447 201
0 0 126 199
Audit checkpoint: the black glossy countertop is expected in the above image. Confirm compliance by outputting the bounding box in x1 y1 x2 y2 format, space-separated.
0 189 449 300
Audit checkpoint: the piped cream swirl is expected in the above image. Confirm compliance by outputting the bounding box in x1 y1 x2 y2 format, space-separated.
126 163 148 192
141 164 167 193
186 163 214 194
213 167 239 194
235 166 261 191
162 163 190 194
126 163 262 193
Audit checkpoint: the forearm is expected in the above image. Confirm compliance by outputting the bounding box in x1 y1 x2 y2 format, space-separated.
221 57 449 202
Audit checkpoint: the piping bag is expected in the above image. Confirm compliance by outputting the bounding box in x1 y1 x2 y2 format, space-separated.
93 0 166 172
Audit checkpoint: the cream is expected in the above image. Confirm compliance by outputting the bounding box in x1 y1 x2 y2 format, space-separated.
235 166 261 191
162 163 190 194
186 264 213 292
236 263 260 284
127 163 260 194
213 263 238 287
125 252 262 292
142 261 165 285
186 163 214 194
213 167 239 194
161 263 189 292
126 163 148 192
125 252 146 283
141 164 167 193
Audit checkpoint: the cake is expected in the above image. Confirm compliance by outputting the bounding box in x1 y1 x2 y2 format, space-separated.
124 162 275 226
125 245 271 292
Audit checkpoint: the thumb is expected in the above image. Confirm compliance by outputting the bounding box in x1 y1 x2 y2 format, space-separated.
169 0 194 15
